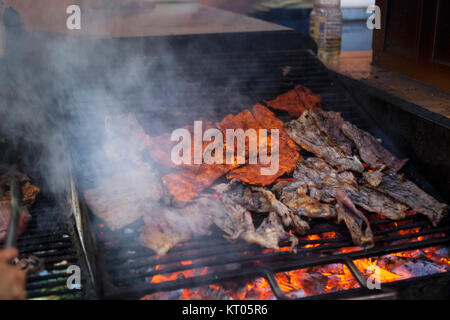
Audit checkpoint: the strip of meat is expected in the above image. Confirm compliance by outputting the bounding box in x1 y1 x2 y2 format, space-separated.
213 180 309 235
278 187 336 220
213 195 299 252
225 105 301 186
292 158 408 221
363 165 386 187
140 200 214 256
161 109 265 203
309 110 354 155
250 187 310 235
217 109 263 133
242 212 299 252
162 163 235 204
335 190 374 247
0 201 31 242
1 181 40 206
341 121 407 172
84 168 163 230
146 121 216 172
264 85 322 117
212 180 273 213
286 111 364 172
367 174 448 226
140 195 298 255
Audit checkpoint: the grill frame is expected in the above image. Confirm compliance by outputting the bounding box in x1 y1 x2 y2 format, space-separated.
64 47 449 300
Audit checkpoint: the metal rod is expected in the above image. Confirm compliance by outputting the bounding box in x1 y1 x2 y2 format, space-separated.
4 179 22 248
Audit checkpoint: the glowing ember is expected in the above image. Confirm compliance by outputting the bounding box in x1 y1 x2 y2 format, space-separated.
275 264 359 298
354 246 450 284
142 277 275 300
150 265 209 284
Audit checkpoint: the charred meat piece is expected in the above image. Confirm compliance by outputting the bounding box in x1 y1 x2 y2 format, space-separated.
140 195 298 255
264 85 322 117
242 212 299 252
335 189 374 247
286 111 364 173
0 171 40 206
0 201 31 242
309 110 354 155
140 199 214 256
146 121 216 171
250 187 310 235
162 163 235 204
11 256 44 275
213 180 309 235
217 194 299 252
278 187 336 220
84 168 163 231
363 165 386 187
340 120 407 172
292 158 408 221
212 180 273 213
225 105 301 186
310 110 407 172
1 181 40 206
367 174 448 226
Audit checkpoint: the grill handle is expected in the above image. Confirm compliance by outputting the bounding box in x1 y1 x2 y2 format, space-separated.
4 179 22 248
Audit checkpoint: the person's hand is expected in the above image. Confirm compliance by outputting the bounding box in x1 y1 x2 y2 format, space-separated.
0 248 26 300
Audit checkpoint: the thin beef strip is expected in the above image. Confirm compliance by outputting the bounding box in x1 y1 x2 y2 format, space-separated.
286 111 364 172
367 173 448 226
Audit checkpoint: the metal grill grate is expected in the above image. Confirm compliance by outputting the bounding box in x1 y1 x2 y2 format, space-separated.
17 195 88 300
68 49 449 299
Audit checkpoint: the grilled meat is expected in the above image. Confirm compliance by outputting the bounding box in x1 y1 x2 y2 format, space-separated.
0 171 40 206
341 120 408 172
292 158 408 221
0 201 31 242
140 194 298 255
212 179 273 213
241 211 299 252
225 105 301 186
277 187 335 220
263 85 322 117
215 194 299 252
250 187 310 234
335 189 374 247
367 173 448 226
0 181 40 206
162 163 236 204
309 110 354 155
213 180 310 235
363 165 386 187
84 167 163 231
146 121 216 171
140 199 214 256
287 110 407 174
286 111 364 172
11 255 44 275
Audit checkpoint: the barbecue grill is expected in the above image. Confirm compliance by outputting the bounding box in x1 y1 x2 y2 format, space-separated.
63 37 449 299
4 30 450 300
